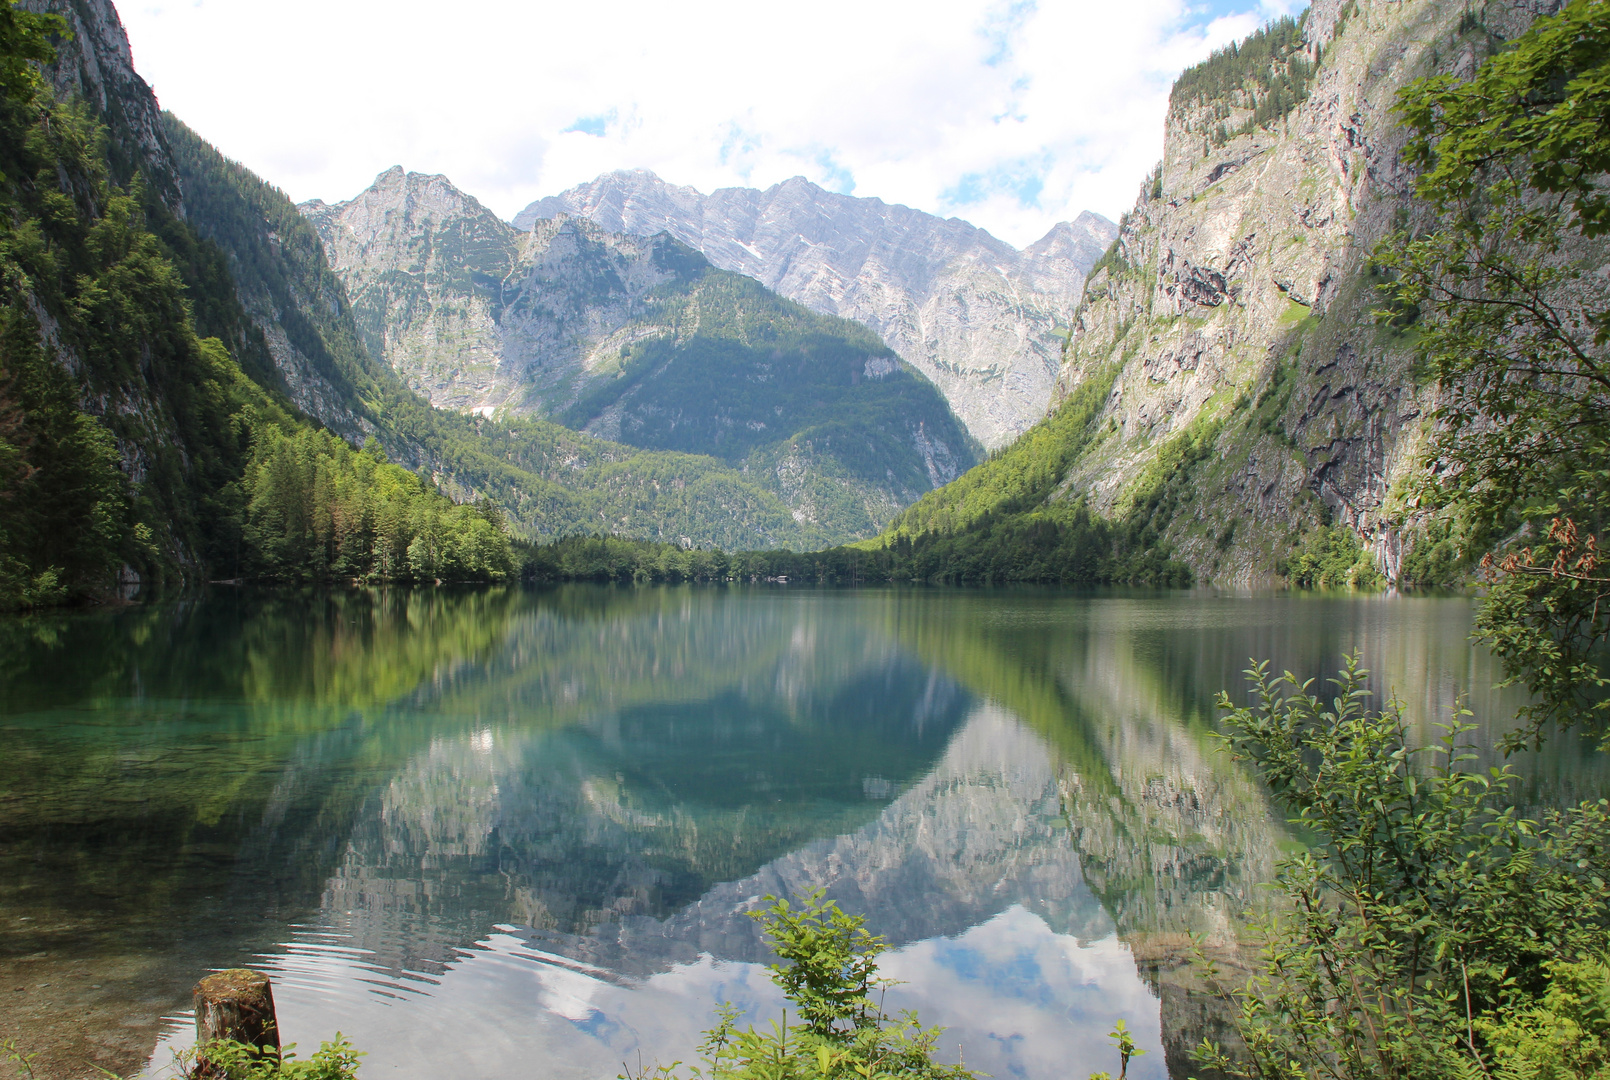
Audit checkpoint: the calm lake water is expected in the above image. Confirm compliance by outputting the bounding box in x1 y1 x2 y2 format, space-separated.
1 586 1604 1080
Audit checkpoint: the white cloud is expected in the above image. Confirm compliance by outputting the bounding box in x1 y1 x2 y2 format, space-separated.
119 0 1297 248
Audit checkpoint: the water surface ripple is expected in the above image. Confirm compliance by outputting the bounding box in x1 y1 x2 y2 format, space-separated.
1 586 1600 1079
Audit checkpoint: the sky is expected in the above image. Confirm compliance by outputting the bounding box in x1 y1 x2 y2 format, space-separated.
117 0 1298 249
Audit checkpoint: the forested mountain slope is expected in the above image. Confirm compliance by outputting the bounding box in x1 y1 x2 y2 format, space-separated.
0 0 525 601
878 0 1581 587
517 171 1116 449
302 168 977 536
161 122 831 548
5 0 884 579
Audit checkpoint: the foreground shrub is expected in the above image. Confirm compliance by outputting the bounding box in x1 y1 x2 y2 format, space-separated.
1192 654 1610 1080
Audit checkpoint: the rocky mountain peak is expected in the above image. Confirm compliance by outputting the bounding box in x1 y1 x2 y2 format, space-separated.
1020 214 1119 300
299 167 975 542
1025 213 1117 264
307 167 508 261
515 170 1116 449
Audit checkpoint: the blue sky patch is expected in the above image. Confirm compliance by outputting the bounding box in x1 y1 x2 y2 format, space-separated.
814 151 856 196
978 0 1038 68
926 938 1049 1000
1184 0 1298 33
940 158 1048 210
719 123 763 178
568 1007 621 1040
563 112 614 138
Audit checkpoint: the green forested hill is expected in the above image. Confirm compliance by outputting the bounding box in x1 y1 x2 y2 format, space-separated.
0 9 517 603
512 363 1194 587
560 269 978 536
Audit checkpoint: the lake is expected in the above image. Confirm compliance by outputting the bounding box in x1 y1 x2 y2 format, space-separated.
1 586 1603 1080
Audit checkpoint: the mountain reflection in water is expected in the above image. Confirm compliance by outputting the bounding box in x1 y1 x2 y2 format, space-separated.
0 586 1600 1080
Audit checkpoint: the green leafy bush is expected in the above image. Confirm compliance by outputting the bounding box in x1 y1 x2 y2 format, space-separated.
1086 1021 1145 1080
1284 525 1383 589
626 889 979 1080
1398 515 1472 587
1478 957 1610 1080
1192 655 1610 1080
181 1035 363 1080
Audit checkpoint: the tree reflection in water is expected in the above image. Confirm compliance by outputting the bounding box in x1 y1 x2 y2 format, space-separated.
0 586 1598 1080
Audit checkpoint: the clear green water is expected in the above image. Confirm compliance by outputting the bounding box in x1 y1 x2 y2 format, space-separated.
0 586 1602 1079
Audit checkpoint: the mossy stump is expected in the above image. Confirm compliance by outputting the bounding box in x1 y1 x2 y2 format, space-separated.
193 968 279 1069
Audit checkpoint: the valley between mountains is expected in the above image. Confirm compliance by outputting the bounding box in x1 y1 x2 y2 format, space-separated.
3 0 1602 603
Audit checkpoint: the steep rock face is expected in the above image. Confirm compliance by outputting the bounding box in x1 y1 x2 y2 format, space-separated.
24 0 376 437
517 171 1116 449
22 0 178 208
1049 0 1567 585
304 169 978 537
301 168 685 416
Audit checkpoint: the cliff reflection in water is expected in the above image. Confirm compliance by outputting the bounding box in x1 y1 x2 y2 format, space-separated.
321 615 973 974
2 586 1594 1080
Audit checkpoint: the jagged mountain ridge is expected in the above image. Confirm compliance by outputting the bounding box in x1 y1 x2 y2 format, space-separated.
516 171 1117 449
301 169 681 421
301 168 978 536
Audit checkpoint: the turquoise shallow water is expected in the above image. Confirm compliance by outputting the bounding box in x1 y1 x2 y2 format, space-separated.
1 586 1602 1079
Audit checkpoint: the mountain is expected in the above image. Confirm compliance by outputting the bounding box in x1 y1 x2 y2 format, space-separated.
515 171 1117 449
874 0 1573 587
300 169 977 536
164 124 852 550
5 0 940 586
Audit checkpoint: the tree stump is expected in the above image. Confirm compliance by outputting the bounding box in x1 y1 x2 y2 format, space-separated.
193 968 280 1071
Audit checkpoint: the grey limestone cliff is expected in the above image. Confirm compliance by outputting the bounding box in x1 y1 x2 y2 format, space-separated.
516 172 1116 449
1048 0 1574 584
302 167 679 417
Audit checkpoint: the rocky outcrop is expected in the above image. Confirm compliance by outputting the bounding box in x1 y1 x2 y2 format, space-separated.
22 0 179 208
302 168 680 417
517 172 1116 449
1048 0 1571 585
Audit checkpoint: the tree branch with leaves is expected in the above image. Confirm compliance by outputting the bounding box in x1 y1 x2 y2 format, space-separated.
1381 0 1610 749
